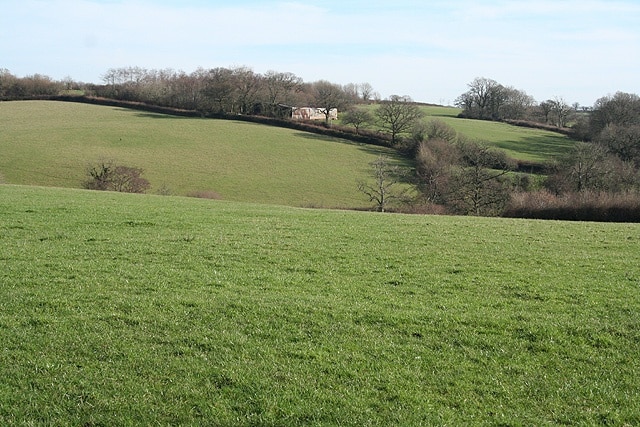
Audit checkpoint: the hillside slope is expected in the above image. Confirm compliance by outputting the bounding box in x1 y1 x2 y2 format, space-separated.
1 185 639 425
0 101 400 208
429 113 576 162
342 105 575 163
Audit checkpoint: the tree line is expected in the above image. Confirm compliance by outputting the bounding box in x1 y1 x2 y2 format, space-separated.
353 80 640 219
453 78 640 215
2 67 639 220
454 76 580 127
1 66 377 124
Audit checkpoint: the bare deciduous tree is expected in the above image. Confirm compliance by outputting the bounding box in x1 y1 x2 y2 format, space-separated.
499 86 536 120
359 82 374 102
589 92 640 137
341 108 373 134
425 119 458 143
264 70 302 114
230 66 263 114
375 95 423 145
203 67 235 114
357 156 411 212
596 124 640 165
549 97 572 128
110 165 151 193
446 141 514 215
546 143 623 193
311 80 351 125
415 138 459 204
455 77 506 120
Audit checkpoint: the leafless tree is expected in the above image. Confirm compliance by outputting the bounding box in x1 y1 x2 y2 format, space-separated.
375 95 423 144
538 100 554 124
169 70 206 111
446 141 514 215
546 143 622 193
231 66 263 114
202 67 235 113
357 156 411 212
0 69 17 98
109 165 151 193
590 92 640 137
425 119 458 143
415 138 459 203
342 83 359 101
596 124 640 165
411 119 458 146
359 82 374 102
548 97 572 127
311 80 351 125
341 108 373 134
264 70 302 114
499 86 536 120
455 77 506 120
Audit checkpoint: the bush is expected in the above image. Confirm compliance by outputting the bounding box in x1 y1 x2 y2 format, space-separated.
84 160 150 193
110 165 151 193
503 190 640 222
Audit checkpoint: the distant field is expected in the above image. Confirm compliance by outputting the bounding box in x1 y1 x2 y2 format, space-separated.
344 104 575 162
431 115 575 162
1 185 639 425
417 105 461 118
0 101 401 208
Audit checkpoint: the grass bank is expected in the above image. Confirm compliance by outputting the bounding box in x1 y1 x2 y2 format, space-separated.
343 105 575 163
1 185 638 425
0 101 399 208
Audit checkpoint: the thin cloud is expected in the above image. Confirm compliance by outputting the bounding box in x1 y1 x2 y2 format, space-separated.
0 0 638 105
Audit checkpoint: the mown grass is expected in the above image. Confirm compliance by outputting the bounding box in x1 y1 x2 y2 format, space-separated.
1 185 639 425
0 101 399 208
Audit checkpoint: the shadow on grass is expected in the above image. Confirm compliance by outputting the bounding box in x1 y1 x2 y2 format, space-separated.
131 112 186 120
492 135 575 161
292 132 395 157
429 113 462 118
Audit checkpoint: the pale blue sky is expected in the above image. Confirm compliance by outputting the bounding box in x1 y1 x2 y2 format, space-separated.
1 0 638 105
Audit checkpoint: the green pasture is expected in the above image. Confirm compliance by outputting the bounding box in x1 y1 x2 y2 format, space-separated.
432 115 575 162
1 185 639 425
417 105 461 118
344 104 575 162
0 101 399 208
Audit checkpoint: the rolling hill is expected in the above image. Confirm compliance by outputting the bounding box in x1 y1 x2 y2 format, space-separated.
0 101 401 208
420 106 575 162
1 99 636 424
342 104 575 163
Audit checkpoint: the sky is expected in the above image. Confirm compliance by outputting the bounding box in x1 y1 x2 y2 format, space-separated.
1 0 638 106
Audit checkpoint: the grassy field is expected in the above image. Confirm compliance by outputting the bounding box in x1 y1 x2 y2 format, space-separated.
1 185 639 425
0 100 573 211
0 101 400 208
430 116 575 162
345 104 575 162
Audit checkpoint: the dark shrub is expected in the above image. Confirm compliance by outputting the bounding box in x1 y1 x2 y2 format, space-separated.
84 160 150 194
504 191 640 222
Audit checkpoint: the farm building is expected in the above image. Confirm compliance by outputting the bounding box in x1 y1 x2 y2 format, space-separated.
292 107 338 121
277 104 338 121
